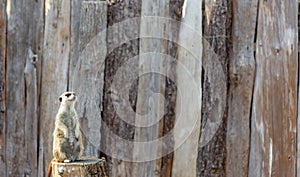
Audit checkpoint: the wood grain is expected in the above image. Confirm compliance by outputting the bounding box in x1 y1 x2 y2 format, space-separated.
72 1 107 158
6 0 43 176
132 1 169 176
51 157 108 177
40 0 71 175
226 1 257 176
249 0 298 176
172 0 202 176
0 0 6 175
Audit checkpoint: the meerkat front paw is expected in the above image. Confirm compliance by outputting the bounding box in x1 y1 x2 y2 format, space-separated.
63 159 71 163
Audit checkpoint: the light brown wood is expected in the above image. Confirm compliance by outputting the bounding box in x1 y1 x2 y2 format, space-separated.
72 1 107 157
172 0 202 176
40 0 71 175
249 0 298 176
51 157 108 177
226 0 257 176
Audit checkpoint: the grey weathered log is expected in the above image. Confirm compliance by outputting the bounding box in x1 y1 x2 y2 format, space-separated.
40 0 71 175
0 0 6 175
24 49 39 177
249 0 298 176
51 157 108 177
6 0 43 176
70 0 93 87
72 1 107 158
172 0 202 176
100 1 141 176
131 1 169 176
225 1 257 176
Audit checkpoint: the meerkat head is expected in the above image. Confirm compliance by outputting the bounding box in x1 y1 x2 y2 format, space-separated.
58 91 77 107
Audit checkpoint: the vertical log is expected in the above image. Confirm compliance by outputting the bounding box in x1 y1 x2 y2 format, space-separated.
72 1 107 157
249 0 298 176
225 1 257 176
40 0 71 175
24 49 39 177
101 1 141 176
0 0 6 175
172 0 202 176
69 0 92 87
132 1 169 176
161 1 184 176
6 0 43 176
197 0 231 176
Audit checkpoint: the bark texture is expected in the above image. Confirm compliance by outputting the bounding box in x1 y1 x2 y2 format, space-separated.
197 0 232 176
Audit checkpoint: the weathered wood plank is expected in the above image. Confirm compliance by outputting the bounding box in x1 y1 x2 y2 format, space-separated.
72 1 107 158
40 0 71 175
249 0 298 176
24 49 38 177
172 0 202 176
100 1 141 176
6 0 43 176
69 0 92 88
0 0 6 176
197 0 231 176
132 1 169 176
225 1 257 176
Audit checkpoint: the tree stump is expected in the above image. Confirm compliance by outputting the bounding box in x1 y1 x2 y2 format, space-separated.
51 157 108 177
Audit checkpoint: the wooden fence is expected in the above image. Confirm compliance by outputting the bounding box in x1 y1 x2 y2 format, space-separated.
0 0 299 176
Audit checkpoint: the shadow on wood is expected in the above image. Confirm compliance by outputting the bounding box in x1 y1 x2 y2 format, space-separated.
51 157 108 177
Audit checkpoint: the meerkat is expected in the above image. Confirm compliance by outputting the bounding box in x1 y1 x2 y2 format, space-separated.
47 91 84 177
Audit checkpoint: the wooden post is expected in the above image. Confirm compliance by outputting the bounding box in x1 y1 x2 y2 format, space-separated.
72 1 107 157
172 0 202 176
249 0 298 176
51 157 108 177
226 0 257 176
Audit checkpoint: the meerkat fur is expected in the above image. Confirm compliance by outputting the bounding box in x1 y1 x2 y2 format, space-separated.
48 92 84 177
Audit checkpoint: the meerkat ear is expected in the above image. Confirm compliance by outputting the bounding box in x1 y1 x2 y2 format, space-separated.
59 96 62 102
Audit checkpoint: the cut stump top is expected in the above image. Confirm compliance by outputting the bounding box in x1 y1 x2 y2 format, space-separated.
51 156 108 177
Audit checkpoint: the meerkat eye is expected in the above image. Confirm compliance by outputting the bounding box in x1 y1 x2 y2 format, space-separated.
65 93 72 97
73 93 76 96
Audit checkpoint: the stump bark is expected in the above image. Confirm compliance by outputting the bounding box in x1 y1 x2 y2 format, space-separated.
51 157 108 177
